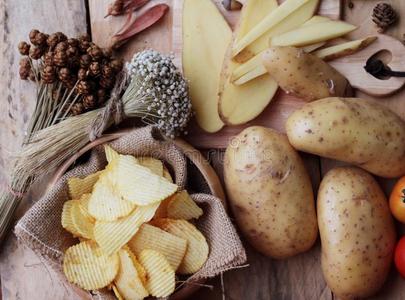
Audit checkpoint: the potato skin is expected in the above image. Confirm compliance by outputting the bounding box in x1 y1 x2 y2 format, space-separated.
318 167 396 299
262 46 351 101
224 126 317 258
286 97 405 178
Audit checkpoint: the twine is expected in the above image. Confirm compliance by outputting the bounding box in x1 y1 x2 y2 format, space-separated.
89 71 128 142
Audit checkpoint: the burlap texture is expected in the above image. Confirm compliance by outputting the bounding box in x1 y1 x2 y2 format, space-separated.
14 126 246 299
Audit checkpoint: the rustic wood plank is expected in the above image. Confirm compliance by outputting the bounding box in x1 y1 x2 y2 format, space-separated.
0 0 88 299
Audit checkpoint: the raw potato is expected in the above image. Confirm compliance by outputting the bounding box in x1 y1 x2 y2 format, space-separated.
234 0 318 63
224 126 317 258
270 20 356 47
218 0 279 125
182 0 232 132
318 167 396 299
313 36 377 61
286 97 405 178
262 47 351 101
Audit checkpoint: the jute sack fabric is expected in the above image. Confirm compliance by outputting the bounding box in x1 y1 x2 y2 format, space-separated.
14 126 246 299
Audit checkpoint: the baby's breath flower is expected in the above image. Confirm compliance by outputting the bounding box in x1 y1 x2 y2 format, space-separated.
122 50 192 138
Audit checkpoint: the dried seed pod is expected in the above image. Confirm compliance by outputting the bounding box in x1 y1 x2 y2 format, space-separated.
29 29 40 45
64 75 78 89
28 70 36 81
102 64 113 77
67 38 79 47
42 65 56 84
87 45 103 61
55 41 68 52
100 76 114 89
19 57 31 68
97 88 108 104
77 68 88 80
372 3 397 33
71 102 85 115
109 58 123 72
47 33 59 49
58 67 71 82
18 41 30 56
54 51 68 66
76 80 92 95
89 61 101 76
55 32 67 42
35 32 49 46
68 55 80 70
83 94 97 109
66 45 79 57
29 46 44 60
78 34 91 42
19 65 30 80
43 51 54 66
80 54 92 68
79 40 91 53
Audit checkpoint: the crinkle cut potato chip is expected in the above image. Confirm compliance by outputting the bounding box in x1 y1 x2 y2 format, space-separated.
114 155 178 205
128 223 187 271
63 241 119 290
138 157 164 176
62 200 80 236
153 194 176 219
152 219 209 274
112 285 124 300
114 248 149 300
68 171 102 199
167 190 203 220
71 199 94 240
78 193 94 222
94 202 160 255
88 176 135 221
104 144 120 163
138 249 175 298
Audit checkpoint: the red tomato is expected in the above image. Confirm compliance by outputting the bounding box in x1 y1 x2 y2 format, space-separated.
389 176 405 223
395 236 405 278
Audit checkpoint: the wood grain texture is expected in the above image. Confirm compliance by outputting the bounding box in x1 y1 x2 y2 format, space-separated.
0 0 88 299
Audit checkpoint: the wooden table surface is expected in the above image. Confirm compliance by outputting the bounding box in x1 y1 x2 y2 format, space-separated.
1 0 405 299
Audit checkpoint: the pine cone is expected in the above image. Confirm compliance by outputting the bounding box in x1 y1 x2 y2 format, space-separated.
110 58 123 73
83 94 97 110
373 3 397 32
78 68 88 80
55 41 68 52
54 51 68 67
18 41 30 56
29 29 40 45
58 67 71 82
43 51 54 66
87 45 103 61
89 61 101 76
42 65 56 84
76 80 92 95
29 46 44 60
71 102 85 115
80 54 92 68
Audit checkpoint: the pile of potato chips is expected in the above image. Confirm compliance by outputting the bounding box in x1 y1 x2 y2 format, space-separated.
61 145 208 299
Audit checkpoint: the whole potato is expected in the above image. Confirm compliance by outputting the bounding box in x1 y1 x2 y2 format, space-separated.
318 167 396 299
286 97 405 178
224 126 317 258
262 46 352 101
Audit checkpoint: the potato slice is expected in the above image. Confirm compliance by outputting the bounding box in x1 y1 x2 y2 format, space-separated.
152 219 209 274
138 249 175 297
138 157 164 177
104 145 119 163
71 199 94 240
94 202 160 255
114 248 149 300
68 171 102 199
167 190 203 220
63 241 119 290
61 200 80 236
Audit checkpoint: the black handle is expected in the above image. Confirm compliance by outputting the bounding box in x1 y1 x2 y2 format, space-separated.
364 59 405 78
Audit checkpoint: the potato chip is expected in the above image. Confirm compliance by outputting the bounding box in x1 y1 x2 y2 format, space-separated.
138 157 164 176
94 202 160 255
121 245 148 286
153 194 175 219
104 144 120 163
138 249 175 297
71 200 95 240
112 285 124 300
128 224 187 271
114 248 149 300
162 167 173 183
62 200 80 236
114 155 178 205
63 241 119 290
167 190 203 220
152 219 209 274
88 176 135 221
78 193 94 221
68 171 102 199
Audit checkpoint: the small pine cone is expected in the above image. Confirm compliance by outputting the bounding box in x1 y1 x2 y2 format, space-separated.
83 94 97 110
100 76 114 89
77 68 88 80
76 80 92 95
28 70 36 81
67 38 79 47
97 89 108 104
29 46 44 60
102 64 113 77
80 54 92 68
87 45 103 61
54 51 68 66
58 67 71 82
18 41 30 56
29 29 40 45
55 41 68 52
47 33 59 49
43 51 54 66
41 65 56 84
35 32 49 46
19 65 30 80
89 61 101 76
55 32 67 42
373 3 397 32
71 102 85 115
110 58 123 73
103 47 113 58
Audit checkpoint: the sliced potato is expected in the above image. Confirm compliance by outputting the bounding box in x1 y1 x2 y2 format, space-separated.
138 157 164 177
167 190 203 220
68 171 102 199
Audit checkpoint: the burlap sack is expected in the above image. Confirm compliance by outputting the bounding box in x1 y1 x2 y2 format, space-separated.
14 126 246 299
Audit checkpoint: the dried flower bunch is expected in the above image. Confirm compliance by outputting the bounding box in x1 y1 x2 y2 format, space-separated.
18 30 123 116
